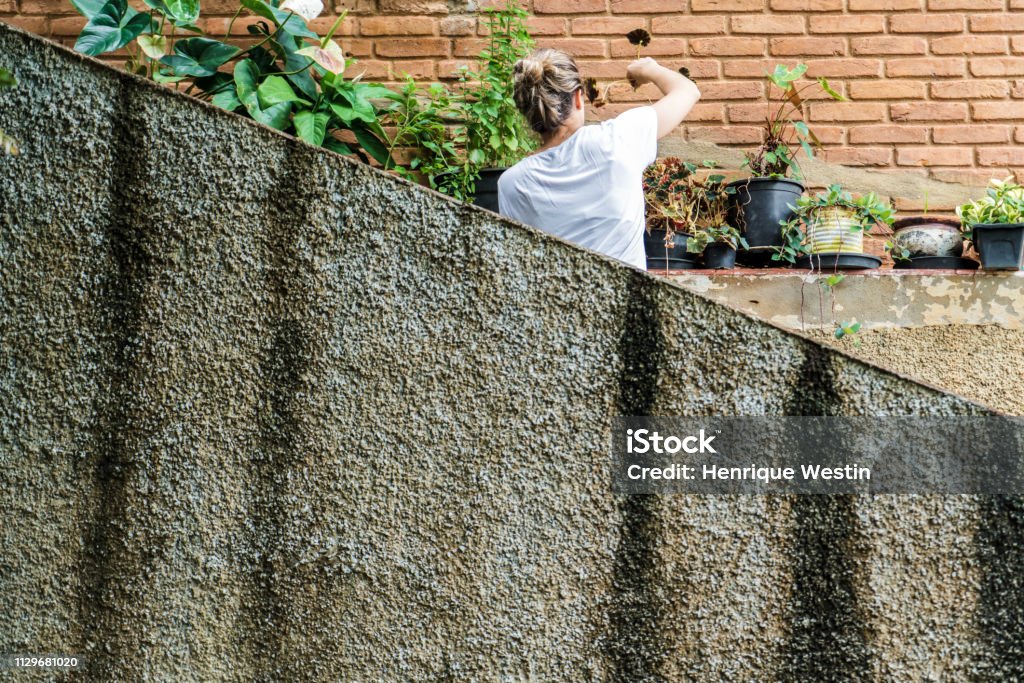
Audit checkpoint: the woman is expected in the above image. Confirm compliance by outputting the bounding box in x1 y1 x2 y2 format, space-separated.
498 49 701 270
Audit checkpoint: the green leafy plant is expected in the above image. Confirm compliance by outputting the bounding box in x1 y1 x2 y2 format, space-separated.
433 0 537 201
70 0 397 164
834 320 861 340
686 224 748 254
775 184 895 263
956 177 1024 242
642 157 697 248
744 64 845 180
378 78 464 189
0 67 17 155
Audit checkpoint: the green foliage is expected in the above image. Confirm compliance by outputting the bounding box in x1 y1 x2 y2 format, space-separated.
0 67 18 156
956 177 1024 241
69 1 395 164
744 64 845 180
834 320 861 340
686 224 748 254
774 184 896 263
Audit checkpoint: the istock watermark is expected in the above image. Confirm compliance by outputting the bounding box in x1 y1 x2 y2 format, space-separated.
611 417 1024 494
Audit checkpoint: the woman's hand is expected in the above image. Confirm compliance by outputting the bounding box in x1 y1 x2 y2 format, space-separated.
626 57 660 88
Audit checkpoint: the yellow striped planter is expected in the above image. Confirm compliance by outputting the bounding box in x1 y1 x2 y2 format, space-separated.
807 207 864 254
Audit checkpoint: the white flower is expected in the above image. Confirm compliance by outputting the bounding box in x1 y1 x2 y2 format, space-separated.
297 40 346 75
280 0 323 21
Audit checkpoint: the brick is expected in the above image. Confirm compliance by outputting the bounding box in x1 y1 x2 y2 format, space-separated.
439 16 474 36
376 37 448 57
3 15 48 34
804 59 882 77
342 38 374 57
390 59 436 79
771 0 842 8
890 14 963 32
13 0 66 13
887 57 964 77
534 0 606 13
334 0 382 11
523 17 567 36
932 35 1008 55
570 17 641 35
691 0 765 10
928 0 1001 7
543 39 608 57
611 0 683 12
307 15 357 36
849 80 925 99
377 0 447 14
930 80 1009 98
696 80 765 100
347 59 391 79
690 37 766 56
770 37 844 56
610 37 685 57
1014 80 1024 98
436 59 474 78
849 125 928 143
651 16 726 34
727 103 780 122
1017 126 1024 142
359 16 435 35
851 37 926 55
809 15 885 33
1014 37 1024 55
897 147 973 166
970 58 1024 76
970 14 1024 32
722 58 780 78
607 82 664 102
972 101 1024 119
685 103 726 122
810 125 845 143
451 38 487 56
810 102 886 121
49 15 88 37
978 148 1024 166
731 16 805 33
932 168 1008 185
849 0 920 9
933 124 1012 143
821 147 893 165
891 102 968 121
687 125 764 143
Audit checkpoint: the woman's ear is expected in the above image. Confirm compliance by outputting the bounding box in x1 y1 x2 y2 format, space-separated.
574 88 584 110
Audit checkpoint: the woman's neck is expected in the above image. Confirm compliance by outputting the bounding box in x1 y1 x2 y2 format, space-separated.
536 120 583 153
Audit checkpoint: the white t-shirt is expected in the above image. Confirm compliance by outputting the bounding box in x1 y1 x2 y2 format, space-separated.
497 106 658 271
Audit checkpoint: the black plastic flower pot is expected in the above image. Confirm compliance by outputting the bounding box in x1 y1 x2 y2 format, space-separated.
644 228 697 270
432 167 506 212
472 168 506 213
703 243 737 269
726 177 804 268
972 223 1024 270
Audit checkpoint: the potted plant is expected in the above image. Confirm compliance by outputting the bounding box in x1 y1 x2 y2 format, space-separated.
888 192 974 269
956 177 1024 270
777 184 895 271
726 64 845 267
681 170 746 269
642 157 699 270
432 0 537 210
687 225 747 269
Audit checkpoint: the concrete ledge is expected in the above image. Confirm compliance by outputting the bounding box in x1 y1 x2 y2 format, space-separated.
667 270 1024 331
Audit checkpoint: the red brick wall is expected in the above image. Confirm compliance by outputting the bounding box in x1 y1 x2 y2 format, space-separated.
4 0 1023 185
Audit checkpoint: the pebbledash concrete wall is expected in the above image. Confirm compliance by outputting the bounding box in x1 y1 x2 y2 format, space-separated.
3 24 1024 682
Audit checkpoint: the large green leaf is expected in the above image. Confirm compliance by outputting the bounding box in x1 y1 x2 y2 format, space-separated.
212 87 243 112
240 0 318 39
143 0 198 26
160 38 241 78
234 59 293 129
257 75 309 107
328 82 377 124
70 0 107 19
137 33 167 59
269 33 317 101
294 110 329 145
353 125 390 166
74 0 155 56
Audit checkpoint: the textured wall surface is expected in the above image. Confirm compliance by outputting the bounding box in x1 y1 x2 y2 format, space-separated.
3 25 1024 682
